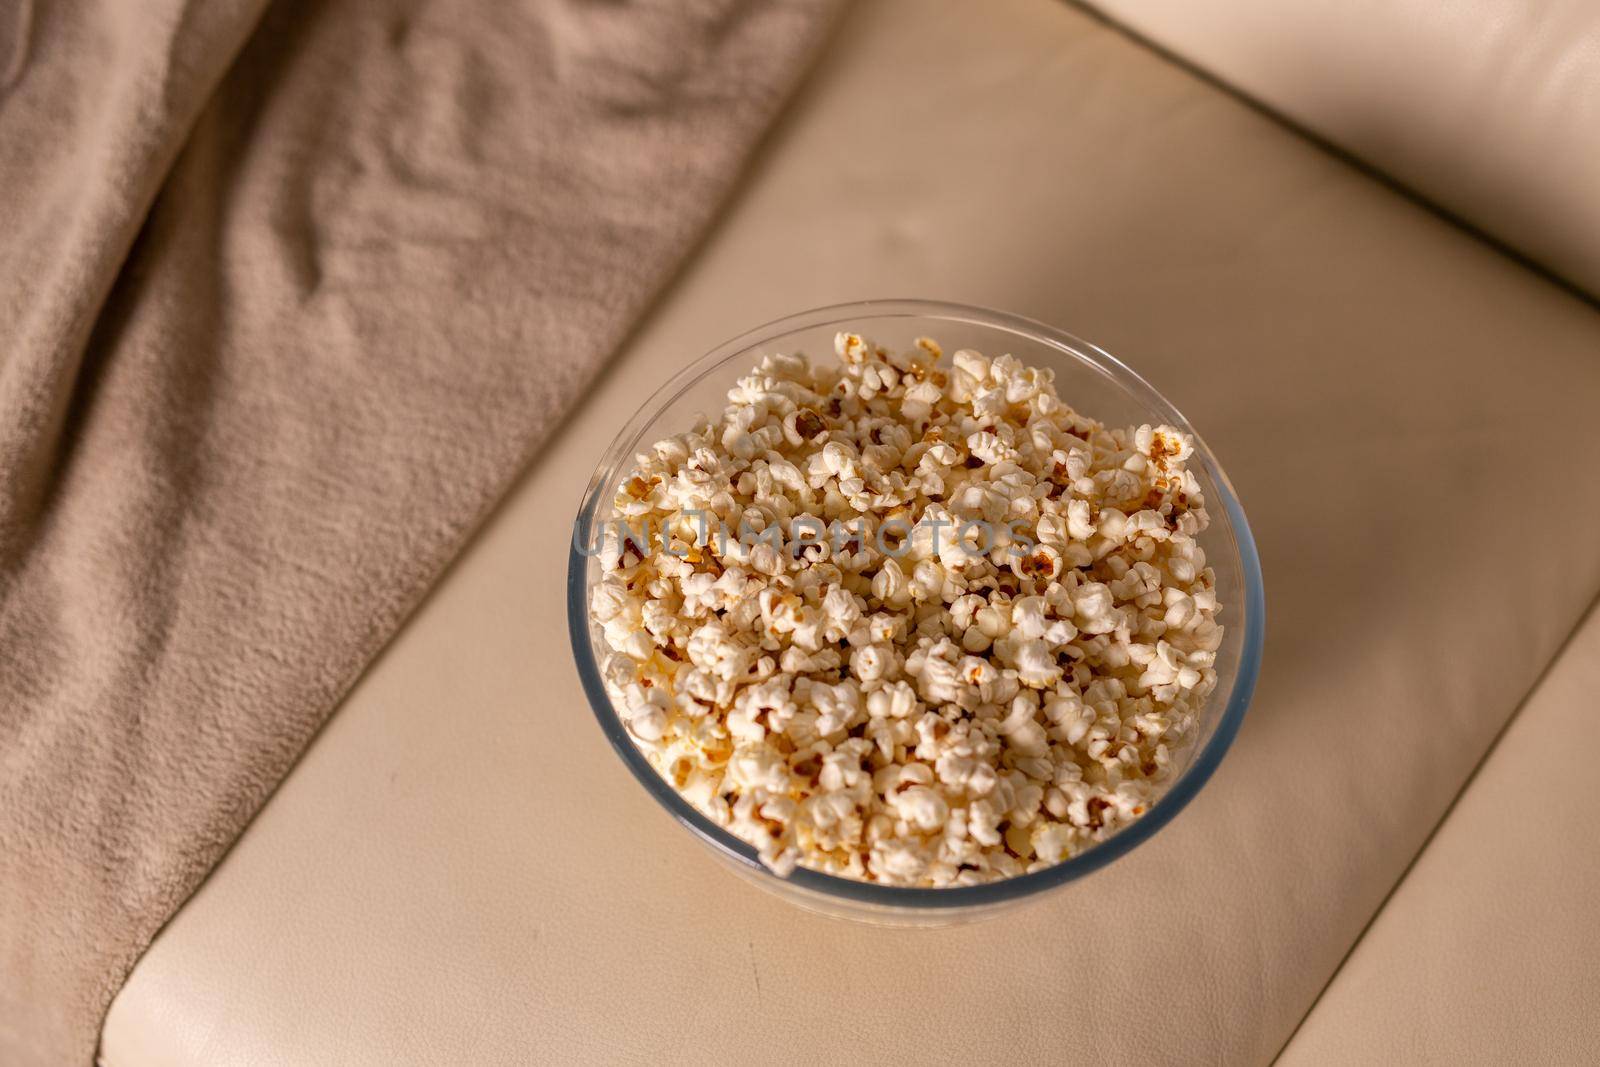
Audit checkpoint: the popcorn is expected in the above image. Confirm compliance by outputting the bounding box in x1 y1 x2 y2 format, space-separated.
594 335 1223 887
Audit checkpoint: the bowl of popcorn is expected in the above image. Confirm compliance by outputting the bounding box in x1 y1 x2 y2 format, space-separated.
569 299 1264 923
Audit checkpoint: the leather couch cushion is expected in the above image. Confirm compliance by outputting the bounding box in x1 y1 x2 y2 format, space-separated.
1283 605 1600 1064
101 0 1600 1063
1082 0 1600 298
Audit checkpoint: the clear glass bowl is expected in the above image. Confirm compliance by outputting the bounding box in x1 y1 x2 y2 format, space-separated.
568 299 1264 924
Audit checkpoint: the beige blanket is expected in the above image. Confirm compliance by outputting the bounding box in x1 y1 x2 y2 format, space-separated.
0 0 838 1061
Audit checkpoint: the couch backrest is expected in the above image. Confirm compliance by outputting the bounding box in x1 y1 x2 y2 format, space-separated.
1081 0 1600 300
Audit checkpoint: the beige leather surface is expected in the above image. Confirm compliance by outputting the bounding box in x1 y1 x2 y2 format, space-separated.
1282 605 1600 1065
1082 0 1600 298
101 0 1600 1063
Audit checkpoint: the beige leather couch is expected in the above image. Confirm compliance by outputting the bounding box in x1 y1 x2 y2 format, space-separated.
100 1 1600 1063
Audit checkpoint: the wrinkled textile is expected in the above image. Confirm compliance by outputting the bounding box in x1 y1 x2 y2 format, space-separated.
0 0 839 1061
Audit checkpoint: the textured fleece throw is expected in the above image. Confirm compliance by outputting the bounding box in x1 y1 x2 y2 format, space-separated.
0 0 839 1061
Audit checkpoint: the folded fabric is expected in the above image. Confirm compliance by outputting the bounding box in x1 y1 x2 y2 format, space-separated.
0 0 839 1061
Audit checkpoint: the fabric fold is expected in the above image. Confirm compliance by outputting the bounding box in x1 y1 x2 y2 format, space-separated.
0 0 270 556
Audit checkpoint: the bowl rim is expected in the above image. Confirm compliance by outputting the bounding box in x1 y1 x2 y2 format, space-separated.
567 298 1265 909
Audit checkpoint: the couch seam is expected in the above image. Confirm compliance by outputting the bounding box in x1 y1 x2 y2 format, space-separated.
1268 588 1600 1065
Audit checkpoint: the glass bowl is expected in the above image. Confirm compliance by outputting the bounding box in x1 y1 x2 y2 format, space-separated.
568 299 1264 924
